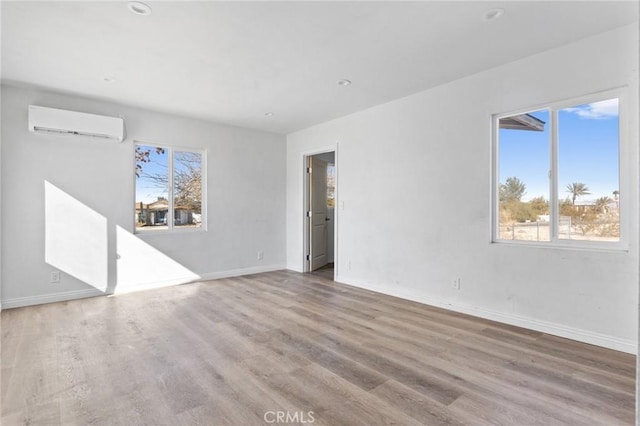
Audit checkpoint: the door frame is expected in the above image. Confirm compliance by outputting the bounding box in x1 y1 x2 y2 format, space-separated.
302 145 338 279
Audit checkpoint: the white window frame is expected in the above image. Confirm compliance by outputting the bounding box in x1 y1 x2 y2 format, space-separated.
491 88 628 251
134 142 207 234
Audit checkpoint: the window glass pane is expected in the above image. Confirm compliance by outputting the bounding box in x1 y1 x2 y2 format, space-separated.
558 99 619 242
173 151 202 228
327 164 335 208
135 145 169 231
497 110 550 241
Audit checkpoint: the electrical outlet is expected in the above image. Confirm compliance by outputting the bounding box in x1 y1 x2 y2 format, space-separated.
257 251 264 260
451 278 460 290
50 271 61 283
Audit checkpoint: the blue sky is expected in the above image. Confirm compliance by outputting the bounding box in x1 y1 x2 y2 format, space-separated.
499 98 619 203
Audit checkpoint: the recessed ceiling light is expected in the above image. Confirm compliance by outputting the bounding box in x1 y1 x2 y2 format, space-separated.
128 1 152 16
265 112 274 117
337 79 352 86
483 8 505 21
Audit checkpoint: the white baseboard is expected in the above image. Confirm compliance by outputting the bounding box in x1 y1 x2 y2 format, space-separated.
111 276 199 295
286 264 304 273
1 288 106 309
336 274 636 355
1 264 286 309
199 264 286 281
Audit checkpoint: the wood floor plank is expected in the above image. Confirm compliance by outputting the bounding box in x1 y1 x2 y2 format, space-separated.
370 379 466 426
365 337 615 425
1 269 635 425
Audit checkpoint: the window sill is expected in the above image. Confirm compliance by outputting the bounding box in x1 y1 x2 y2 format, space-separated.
135 227 207 236
491 239 629 253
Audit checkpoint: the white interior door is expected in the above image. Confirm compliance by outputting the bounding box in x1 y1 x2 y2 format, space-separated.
310 157 328 271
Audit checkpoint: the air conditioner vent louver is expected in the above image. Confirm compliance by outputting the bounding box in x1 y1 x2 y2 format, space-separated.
28 105 125 142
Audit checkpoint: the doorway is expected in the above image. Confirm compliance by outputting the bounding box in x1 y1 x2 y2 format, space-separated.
304 151 336 279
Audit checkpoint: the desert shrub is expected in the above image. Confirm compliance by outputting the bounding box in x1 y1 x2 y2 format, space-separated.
502 199 536 223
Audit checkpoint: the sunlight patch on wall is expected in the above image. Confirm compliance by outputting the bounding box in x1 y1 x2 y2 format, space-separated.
44 181 108 291
115 225 200 294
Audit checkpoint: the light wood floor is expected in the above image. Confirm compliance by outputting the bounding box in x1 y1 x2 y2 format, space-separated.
2 270 635 425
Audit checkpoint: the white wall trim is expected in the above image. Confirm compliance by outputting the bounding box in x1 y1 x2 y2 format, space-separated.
113 264 287 294
199 264 286 281
113 264 286 295
336 274 636 354
1 288 105 309
111 276 202 295
1 265 286 309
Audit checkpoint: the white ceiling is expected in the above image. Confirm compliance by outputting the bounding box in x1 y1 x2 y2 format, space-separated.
2 1 638 134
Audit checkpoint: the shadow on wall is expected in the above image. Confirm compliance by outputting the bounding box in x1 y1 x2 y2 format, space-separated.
44 181 200 295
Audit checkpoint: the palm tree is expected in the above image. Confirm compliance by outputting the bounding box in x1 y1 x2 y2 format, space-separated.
566 182 590 205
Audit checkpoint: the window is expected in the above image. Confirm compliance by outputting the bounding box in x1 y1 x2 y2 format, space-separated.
327 164 336 208
494 93 622 246
135 144 204 232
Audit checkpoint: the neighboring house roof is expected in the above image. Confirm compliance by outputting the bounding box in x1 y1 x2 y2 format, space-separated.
136 199 197 211
499 113 546 132
136 199 168 212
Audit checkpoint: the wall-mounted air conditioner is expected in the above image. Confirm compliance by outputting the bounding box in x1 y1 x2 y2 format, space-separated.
28 105 126 142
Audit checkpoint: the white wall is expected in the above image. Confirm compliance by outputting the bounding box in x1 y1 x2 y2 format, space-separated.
287 24 639 353
1 84 286 307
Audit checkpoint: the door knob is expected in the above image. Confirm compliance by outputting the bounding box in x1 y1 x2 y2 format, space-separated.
325 218 331 221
